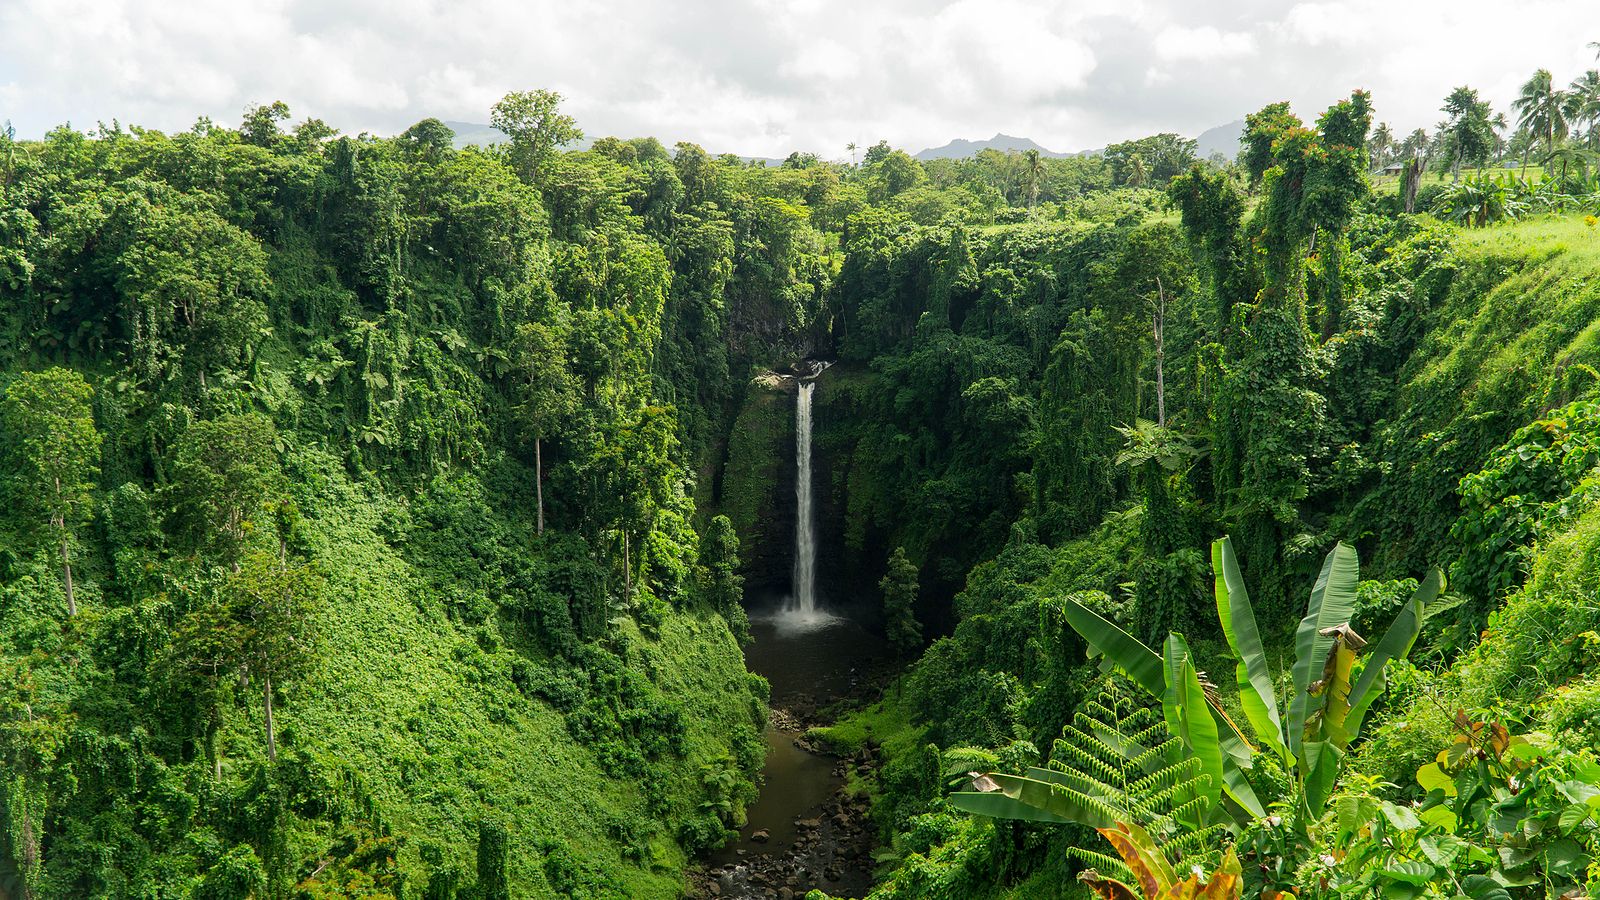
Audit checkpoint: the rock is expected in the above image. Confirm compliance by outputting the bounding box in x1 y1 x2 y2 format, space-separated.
779 890 795 900
751 829 770 843
796 817 820 830
708 882 722 896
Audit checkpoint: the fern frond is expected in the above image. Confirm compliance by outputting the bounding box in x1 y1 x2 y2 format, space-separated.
1066 845 1135 883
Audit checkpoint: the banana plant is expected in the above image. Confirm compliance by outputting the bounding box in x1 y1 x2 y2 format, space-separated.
1081 822 1243 900
1058 537 1439 822
1224 538 1439 818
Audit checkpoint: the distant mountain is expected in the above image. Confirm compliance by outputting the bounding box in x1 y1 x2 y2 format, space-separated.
914 133 1071 161
440 120 504 148
1195 119 1244 162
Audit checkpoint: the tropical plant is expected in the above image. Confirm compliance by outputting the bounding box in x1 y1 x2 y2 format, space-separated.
1430 173 1528 227
1514 70 1570 169
1568 70 1600 149
951 689 1238 897
1312 714 1600 899
1045 538 1438 826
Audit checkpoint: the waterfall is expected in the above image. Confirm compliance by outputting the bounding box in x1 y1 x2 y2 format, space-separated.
791 379 818 616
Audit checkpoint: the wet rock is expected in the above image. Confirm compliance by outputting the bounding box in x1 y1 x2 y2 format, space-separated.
751 829 770 844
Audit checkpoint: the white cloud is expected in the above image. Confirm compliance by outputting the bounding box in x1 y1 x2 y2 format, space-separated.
1153 25 1256 62
1280 3 1362 46
2 0 1599 157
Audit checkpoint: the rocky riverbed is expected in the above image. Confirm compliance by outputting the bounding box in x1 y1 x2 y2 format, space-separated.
689 727 880 900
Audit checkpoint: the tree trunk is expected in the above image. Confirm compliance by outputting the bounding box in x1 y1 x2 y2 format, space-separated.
263 675 277 763
1153 277 1166 429
53 476 75 617
622 530 631 604
535 436 544 535
1403 159 1421 214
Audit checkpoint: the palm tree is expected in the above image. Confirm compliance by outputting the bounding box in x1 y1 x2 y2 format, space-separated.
1513 69 1570 170
847 141 858 167
1127 152 1148 188
1023 148 1044 210
1567 70 1600 149
1370 122 1394 170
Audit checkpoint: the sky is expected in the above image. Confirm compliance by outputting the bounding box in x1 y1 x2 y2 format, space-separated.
3 0 1599 158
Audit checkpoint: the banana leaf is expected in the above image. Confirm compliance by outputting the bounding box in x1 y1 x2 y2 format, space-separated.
1289 543 1359 760
1212 537 1288 764
949 771 1118 828
1162 634 1223 827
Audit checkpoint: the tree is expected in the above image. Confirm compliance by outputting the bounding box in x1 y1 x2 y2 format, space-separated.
401 117 456 160
169 413 286 566
511 321 577 534
1023 148 1044 210
1439 86 1496 179
1513 69 1568 168
240 100 290 147
880 547 922 656
1242 102 1301 185
491 89 583 182
1567 70 1600 149
699 515 748 643
162 595 247 779
226 549 323 762
1369 122 1394 169
1104 134 1197 187
0 369 101 617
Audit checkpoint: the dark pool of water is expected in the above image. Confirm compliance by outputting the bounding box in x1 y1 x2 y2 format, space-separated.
707 604 883 864
745 606 883 707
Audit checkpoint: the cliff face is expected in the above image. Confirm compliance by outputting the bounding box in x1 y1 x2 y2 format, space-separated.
718 372 798 596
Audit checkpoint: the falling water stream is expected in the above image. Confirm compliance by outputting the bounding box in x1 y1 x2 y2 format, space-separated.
790 379 819 617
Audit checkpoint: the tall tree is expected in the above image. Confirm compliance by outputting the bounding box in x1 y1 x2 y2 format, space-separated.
169 413 285 566
880 547 922 656
1513 69 1569 167
226 549 323 763
1369 121 1394 169
0 369 101 617
1567 70 1600 149
511 321 577 534
1023 148 1044 210
699 515 748 643
1242 102 1301 185
1440 86 1496 179
491 90 583 183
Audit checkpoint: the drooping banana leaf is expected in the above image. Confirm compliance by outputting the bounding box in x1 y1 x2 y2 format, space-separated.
1288 542 1359 761
1060 594 1263 819
1346 569 1439 737
1300 739 1345 818
1162 634 1222 827
1059 594 1165 697
1097 821 1178 896
949 771 1119 828
1212 537 1288 765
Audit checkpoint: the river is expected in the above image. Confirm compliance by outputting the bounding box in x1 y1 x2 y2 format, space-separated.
699 602 882 898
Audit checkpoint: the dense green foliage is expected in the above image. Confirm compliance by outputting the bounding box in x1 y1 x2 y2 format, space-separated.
12 64 1600 900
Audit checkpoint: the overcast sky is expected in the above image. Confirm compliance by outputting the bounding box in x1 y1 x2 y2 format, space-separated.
3 0 1599 157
